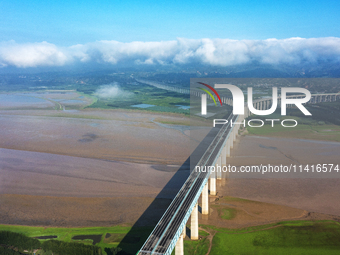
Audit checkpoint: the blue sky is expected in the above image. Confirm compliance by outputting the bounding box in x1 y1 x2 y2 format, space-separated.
1 0 339 45
1 0 340 68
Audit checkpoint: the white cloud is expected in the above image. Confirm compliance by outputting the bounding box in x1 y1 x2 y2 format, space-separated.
0 41 70 68
1 37 340 68
94 83 133 99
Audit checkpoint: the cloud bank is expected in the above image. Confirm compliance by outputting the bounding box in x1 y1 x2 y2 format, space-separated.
1 37 340 68
94 83 133 99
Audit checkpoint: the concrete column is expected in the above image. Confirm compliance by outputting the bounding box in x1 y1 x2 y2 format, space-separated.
182 225 186 238
210 171 216 196
175 234 184 255
202 182 209 215
191 203 199 240
226 138 231 157
216 156 222 179
222 145 227 165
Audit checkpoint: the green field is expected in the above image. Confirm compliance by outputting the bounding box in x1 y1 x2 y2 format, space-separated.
87 83 191 115
2 220 340 254
208 220 340 255
0 225 152 255
170 230 210 255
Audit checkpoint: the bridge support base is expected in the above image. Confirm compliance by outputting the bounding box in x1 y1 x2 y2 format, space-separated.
202 182 209 214
210 172 216 196
226 139 230 157
191 203 199 240
216 156 222 179
175 234 184 255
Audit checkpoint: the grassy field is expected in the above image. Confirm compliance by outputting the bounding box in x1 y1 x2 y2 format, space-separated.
207 220 340 255
2 220 340 254
87 84 192 115
0 225 153 255
170 230 210 255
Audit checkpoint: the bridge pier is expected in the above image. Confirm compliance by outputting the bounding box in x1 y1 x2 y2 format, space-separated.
226 139 231 157
191 203 199 240
202 182 209 215
229 134 234 149
216 156 222 179
210 171 216 196
221 145 227 164
175 233 184 255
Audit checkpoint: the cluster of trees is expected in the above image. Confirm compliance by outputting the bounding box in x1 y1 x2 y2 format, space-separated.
0 246 23 255
0 231 102 255
0 231 40 251
41 240 101 255
104 247 122 255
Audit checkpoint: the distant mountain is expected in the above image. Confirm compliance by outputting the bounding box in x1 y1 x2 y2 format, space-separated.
1 60 340 78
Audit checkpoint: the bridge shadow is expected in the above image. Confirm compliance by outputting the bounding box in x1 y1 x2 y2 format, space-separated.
115 124 222 254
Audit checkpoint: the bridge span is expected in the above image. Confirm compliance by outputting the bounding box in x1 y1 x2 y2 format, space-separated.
137 112 246 255
137 89 340 255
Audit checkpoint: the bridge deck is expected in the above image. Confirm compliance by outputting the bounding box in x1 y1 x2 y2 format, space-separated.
138 114 237 255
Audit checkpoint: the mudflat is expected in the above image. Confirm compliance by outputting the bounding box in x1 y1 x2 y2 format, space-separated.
0 109 192 226
224 135 340 217
0 148 187 198
0 109 191 164
1 107 339 227
0 194 172 227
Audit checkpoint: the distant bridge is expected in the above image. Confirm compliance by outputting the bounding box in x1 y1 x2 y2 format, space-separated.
136 79 340 109
136 80 340 255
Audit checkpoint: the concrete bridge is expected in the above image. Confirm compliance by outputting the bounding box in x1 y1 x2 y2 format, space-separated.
137 112 245 255
136 81 340 255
